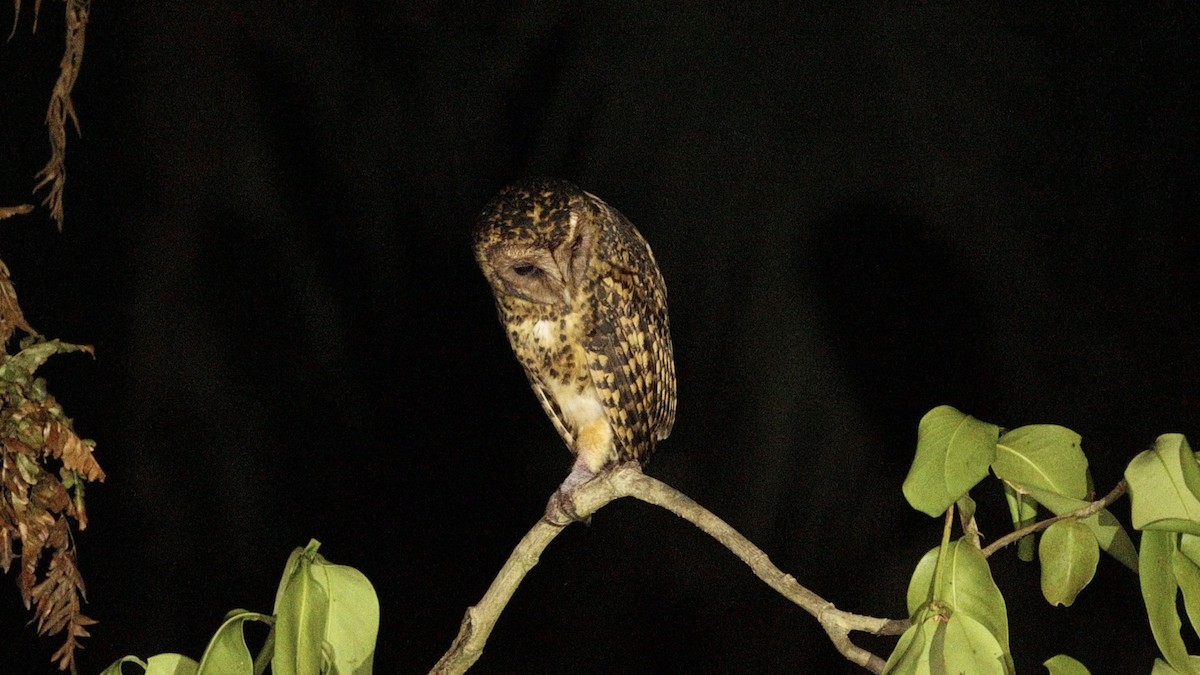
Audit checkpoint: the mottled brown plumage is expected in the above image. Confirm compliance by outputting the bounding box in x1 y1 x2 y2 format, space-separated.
473 178 676 476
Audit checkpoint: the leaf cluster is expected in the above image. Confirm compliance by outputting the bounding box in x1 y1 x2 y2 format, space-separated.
0 265 103 672
894 405 1200 674
104 539 380 675
1126 435 1200 674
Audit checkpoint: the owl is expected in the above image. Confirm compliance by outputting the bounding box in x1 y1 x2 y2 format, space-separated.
473 178 676 485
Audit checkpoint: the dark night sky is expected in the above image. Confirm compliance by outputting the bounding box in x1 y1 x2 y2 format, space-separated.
1 3 1198 673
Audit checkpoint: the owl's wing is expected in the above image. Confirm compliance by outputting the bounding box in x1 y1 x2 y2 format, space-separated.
586 220 676 463
528 374 576 451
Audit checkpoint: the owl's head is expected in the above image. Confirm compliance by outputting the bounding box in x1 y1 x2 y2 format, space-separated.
473 177 603 308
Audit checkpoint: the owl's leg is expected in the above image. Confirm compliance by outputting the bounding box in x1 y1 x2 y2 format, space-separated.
544 456 599 525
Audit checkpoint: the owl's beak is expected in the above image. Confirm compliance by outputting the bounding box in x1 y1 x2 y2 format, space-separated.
551 250 575 307
555 264 573 308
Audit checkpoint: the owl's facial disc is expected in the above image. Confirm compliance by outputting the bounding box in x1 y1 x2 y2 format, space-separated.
491 245 571 307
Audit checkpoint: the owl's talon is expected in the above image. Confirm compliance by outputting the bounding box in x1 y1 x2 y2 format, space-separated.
543 465 597 525
543 489 581 526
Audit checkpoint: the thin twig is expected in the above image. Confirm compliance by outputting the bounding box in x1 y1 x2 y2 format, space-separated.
980 480 1129 559
431 464 908 675
0 204 34 220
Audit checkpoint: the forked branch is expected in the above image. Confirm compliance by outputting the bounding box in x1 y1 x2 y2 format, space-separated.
981 479 1129 559
431 464 909 674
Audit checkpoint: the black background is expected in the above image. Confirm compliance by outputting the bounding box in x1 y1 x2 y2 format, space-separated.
1 2 1198 673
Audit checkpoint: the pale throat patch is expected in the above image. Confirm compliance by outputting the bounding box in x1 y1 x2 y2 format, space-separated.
531 319 555 344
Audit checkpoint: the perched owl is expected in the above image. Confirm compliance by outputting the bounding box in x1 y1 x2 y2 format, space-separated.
473 178 676 485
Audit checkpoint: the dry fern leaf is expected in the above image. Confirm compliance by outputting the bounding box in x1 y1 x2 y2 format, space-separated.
0 259 35 348
34 0 92 230
1 336 102 672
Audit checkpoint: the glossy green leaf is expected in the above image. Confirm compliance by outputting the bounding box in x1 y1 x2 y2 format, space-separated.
904 406 1000 517
1172 549 1200 646
1141 529 1192 672
273 539 378 675
1014 481 1139 571
1003 481 1039 562
994 425 1088 499
1044 654 1091 675
196 609 273 674
1126 435 1200 535
1039 520 1099 606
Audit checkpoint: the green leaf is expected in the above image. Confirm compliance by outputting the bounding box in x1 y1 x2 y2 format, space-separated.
1013 481 1138 571
1172 550 1200 646
144 655 201 675
196 609 274 675
904 539 1011 668
938 612 1012 674
274 543 330 675
1003 481 1039 562
903 406 1000 517
314 560 379 673
883 610 1012 674
99 657 149 675
938 540 1011 655
882 618 934 673
1044 654 1091 675
1181 535 1200 568
994 425 1088 499
1151 656 1200 674
905 546 940 616
957 494 985 547
1126 435 1200 535
1141 529 1193 672
0 338 93 383
273 540 379 675
958 493 978 526
1039 520 1099 606
99 654 200 675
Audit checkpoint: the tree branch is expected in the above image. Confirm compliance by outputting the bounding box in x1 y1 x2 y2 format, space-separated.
431 464 909 674
980 479 1129 559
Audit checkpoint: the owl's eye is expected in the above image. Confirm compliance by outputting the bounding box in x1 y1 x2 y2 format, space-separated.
512 263 540 277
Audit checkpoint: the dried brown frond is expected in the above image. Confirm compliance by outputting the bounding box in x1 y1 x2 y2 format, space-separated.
0 258 36 347
32 543 96 672
3 2 99 670
33 0 91 230
1 335 103 672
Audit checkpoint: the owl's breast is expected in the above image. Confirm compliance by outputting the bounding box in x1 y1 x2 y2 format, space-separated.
508 308 590 392
502 303 615 470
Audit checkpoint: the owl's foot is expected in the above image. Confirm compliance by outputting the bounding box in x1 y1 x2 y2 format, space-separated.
543 463 597 526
